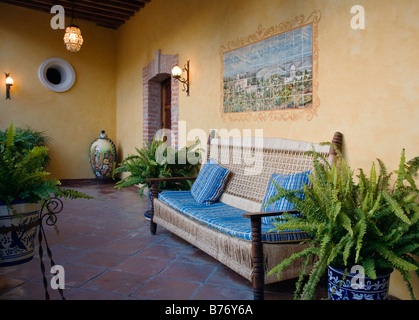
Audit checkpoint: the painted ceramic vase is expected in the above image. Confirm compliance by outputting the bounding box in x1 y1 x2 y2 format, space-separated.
89 130 117 180
328 265 392 300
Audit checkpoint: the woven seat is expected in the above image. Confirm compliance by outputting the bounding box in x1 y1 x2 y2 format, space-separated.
150 131 343 300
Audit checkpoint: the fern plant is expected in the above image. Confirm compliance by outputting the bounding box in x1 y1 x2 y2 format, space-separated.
113 137 202 200
0 122 92 213
0 125 51 168
266 144 419 300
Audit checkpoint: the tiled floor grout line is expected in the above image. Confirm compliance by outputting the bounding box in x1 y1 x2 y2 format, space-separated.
188 262 222 300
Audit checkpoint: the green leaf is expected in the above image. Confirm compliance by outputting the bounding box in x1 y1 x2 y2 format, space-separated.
364 258 377 279
376 245 418 272
354 218 367 263
395 149 407 189
382 190 411 225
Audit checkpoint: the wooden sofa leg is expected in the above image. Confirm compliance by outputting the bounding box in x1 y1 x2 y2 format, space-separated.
250 217 264 300
150 181 159 235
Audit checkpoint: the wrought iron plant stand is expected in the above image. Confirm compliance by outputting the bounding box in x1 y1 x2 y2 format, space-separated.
0 198 65 300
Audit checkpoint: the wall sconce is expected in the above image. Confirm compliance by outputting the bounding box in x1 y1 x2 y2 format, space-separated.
171 60 190 96
5 73 14 100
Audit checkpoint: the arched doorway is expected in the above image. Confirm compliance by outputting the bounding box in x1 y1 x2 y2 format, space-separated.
142 50 179 147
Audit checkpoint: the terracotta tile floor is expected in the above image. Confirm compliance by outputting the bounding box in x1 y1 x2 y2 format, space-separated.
0 180 327 300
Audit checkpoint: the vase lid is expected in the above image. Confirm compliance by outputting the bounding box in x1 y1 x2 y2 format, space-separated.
99 130 107 138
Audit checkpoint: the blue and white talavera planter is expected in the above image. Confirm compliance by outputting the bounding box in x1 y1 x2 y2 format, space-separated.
328 265 392 300
0 201 40 267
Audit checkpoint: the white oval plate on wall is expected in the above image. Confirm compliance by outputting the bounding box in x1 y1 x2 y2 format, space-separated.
38 57 76 92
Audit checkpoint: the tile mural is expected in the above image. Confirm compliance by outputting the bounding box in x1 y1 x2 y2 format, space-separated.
223 24 313 113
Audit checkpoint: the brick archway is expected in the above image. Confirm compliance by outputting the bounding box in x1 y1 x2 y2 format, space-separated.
142 50 179 147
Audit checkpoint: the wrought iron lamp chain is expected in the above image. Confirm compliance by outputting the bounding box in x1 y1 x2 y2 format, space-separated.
70 0 76 26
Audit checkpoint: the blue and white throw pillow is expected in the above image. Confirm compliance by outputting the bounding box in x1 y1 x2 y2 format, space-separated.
261 171 311 226
191 159 230 205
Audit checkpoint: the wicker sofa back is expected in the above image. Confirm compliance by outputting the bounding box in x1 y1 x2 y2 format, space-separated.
209 136 331 212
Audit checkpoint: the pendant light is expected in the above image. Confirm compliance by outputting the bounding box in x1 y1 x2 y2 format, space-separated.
63 0 83 52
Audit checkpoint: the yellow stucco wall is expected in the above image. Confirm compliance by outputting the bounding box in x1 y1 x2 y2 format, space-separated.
116 0 419 299
117 0 419 169
0 3 117 179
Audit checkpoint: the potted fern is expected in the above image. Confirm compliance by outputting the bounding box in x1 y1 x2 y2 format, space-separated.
0 122 92 266
266 144 419 300
113 137 201 219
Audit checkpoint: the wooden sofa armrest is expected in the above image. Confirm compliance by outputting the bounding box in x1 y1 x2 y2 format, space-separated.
147 176 197 235
243 209 299 300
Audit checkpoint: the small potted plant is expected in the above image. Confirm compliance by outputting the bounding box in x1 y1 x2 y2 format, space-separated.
112 137 202 219
265 144 419 300
0 122 92 266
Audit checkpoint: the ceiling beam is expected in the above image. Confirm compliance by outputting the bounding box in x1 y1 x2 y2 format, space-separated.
0 0 151 29
37 0 135 19
83 0 144 12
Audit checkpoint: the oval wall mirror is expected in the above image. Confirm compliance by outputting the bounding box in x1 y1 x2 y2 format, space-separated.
38 58 76 92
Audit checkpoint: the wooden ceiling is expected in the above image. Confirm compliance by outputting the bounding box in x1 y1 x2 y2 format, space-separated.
0 0 152 29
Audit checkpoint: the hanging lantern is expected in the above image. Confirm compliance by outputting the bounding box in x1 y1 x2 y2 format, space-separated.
63 25 83 52
63 0 83 53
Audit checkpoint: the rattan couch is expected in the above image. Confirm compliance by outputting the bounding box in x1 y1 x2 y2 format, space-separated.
147 131 343 300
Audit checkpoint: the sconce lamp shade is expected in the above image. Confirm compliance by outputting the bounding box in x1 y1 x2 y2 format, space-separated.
171 65 182 78
5 76 14 85
63 25 84 52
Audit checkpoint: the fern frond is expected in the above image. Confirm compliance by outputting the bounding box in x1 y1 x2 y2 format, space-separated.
319 141 343 159
367 191 382 217
354 218 367 263
294 254 313 300
376 158 391 190
406 156 419 186
363 257 377 279
370 162 377 196
376 245 418 272
5 121 15 150
395 149 407 189
299 248 331 300
58 188 94 200
268 246 315 278
382 189 411 225
327 234 350 265
400 270 416 300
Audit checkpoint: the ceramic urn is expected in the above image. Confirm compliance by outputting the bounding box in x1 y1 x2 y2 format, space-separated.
89 130 117 180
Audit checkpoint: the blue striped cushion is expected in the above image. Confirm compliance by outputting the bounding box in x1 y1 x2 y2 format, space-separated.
159 190 309 243
191 160 230 205
261 171 311 227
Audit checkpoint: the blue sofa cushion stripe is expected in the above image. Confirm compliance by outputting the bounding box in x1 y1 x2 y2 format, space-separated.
261 171 311 227
158 190 309 243
191 160 230 205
